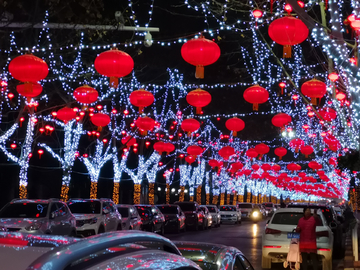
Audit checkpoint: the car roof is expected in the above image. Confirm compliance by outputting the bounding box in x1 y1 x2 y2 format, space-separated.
287 203 330 208
220 205 236 207
274 208 305 213
10 199 56 204
157 204 179 207
68 199 110 203
116 204 134 208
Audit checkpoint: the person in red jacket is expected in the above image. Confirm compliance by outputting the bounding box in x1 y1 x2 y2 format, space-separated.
296 207 321 270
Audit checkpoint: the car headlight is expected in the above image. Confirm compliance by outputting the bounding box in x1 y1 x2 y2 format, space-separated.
252 211 259 217
0 227 6 232
25 223 42 231
87 217 98 224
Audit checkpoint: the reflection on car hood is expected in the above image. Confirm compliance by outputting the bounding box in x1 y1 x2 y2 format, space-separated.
239 209 252 213
164 214 178 220
73 214 99 220
219 211 236 215
0 218 47 228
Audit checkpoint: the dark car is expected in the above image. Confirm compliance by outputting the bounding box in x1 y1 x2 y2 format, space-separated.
287 203 345 257
134 205 165 235
157 204 186 233
174 201 205 230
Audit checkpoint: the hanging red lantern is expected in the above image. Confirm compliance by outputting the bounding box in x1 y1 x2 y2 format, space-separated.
252 164 260 171
218 146 235 160
209 159 219 169
9 54 49 93
279 82 286 95
272 164 281 172
231 162 243 172
90 113 111 131
154 142 167 155
94 48 134 88
136 116 155 135
300 145 314 158
10 143 17 149
328 73 339 82
329 157 337 166
38 149 44 159
308 161 322 171
317 108 337 122
254 143 269 159
301 79 327 105
16 82 43 101
287 163 301 172
186 88 211 114
129 89 154 113
243 85 269 111
268 16 309 58
187 145 203 156
162 143 175 155
245 148 258 159
225 117 245 136
121 136 136 147
57 108 77 123
289 138 305 153
181 36 220 79
271 113 292 131
261 164 272 171
181 118 200 136
73 85 98 104
274 147 287 160
185 155 196 164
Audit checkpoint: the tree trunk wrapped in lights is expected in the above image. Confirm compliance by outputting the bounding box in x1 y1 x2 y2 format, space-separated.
112 148 129 205
148 183 155 205
112 183 120 204
232 191 237 205
237 195 244 203
246 192 251 203
226 193 230 205
220 193 225 206
206 192 210 205
166 184 170 204
19 185 27 199
179 186 185 202
190 195 194 202
133 184 141 204
90 182 97 199
212 195 218 205
61 185 70 202
196 185 202 203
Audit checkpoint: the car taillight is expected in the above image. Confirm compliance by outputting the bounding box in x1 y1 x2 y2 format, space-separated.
316 231 329 237
263 245 281 248
265 228 281 234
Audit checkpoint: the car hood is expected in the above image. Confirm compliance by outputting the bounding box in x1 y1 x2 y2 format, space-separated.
219 211 237 215
164 214 178 220
239 209 252 213
73 214 99 220
0 218 48 228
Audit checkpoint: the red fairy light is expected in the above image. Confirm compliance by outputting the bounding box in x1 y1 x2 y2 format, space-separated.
10 143 17 149
92 131 96 135
176 168 180 172
111 109 117 114
121 130 126 135
306 105 312 110
328 72 339 82
336 92 346 101
8 93 14 100
38 149 44 159
123 110 129 115
308 111 315 117
28 153 32 158
179 154 185 158
284 4 292 13
39 128 45 133
347 122 352 127
179 133 183 137
75 152 80 157
123 148 128 153
297 1 305 7
83 154 88 158
49 127 54 133
145 141 150 147
72 108 79 112
169 135 174 139
51 112 57 117
217 117 220 121
133 143 138 147
96 105 103 110
79 111 85 116
253 9 263 18
19 117 25 127
345 100 350 106
31 118 38 123
75 116 80 121
350 58 358 65
89 107 94 112
87 131 92 136
96 132 100 137
286 128 292 132
102 139 108 143
133 148 138 153
159 162 163 166
292 95 299 100
279 82 286 95
320 132 326 137
89 113 94 117
302 124 309 130
130 123 135 127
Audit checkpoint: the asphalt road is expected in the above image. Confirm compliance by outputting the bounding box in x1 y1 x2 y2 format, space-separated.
166 219 341 270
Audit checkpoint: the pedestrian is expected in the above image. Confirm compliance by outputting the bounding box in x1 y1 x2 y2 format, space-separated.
296 207 321 270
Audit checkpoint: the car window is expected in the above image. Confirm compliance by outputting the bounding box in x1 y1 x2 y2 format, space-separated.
131 207 139 218
50 203 59 217
0 203 49 218
108 203 115 213
102 202 111 213
207 206 217 213
220 206 236 211
233 256 245 270
68 201 101 214
272 212 323 226
117 207 129 217
56 203 68 216
238 255 254 270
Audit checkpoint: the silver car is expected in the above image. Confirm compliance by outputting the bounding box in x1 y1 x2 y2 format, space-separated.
199 205 212 229
206 205 221 227
116 204 142 230
0 198 76 236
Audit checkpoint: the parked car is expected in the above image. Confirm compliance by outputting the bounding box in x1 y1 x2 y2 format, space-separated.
219 205 241 224
135 204 165 235
333 206 344 218
175 241 255 270
237 203 257 220
0 198 76 236
67 198 122 237
261 208 333 269
287 203 345 257
1 231 202 270
257 204 268 217
174 201 206 230
199 205 212 229
157 204 186 233
262 202 275 216
116 204 142 230
206 205 221 227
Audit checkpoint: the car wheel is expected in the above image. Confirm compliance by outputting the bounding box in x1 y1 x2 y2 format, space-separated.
117 224 122 231
322 258 332 270
261 256 271 269
69 230 76 237
151 224 155 233
176 224 181 234
217 222 221 228
182 224 186 232
194 221 199 231
238 219 242 225
98 226 105 234
159 224 165 235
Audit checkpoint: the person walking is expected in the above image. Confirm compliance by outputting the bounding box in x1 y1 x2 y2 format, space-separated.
296 207 321 270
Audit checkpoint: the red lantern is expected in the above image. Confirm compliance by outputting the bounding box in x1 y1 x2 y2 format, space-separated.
255 143 269 159
181 118 200 135
129 89 154 113
317 108 337 122
17 82 42 101
268 17 309 58
187 145 203 156
271 113 292 131
272 164 281 172
73 85 98 104
225 117 245 136
154 142 166 155
243 85 269 111
121 136 136 147
218 146 235 160
308 161 322 171
9 54 49 93
209 159 219 168
186 88 211 114
301 79 327 105
181 36 220 79
261 164 272 171
289 138 305 153
136 116 155 135
329 157 337 166
300 145 314 158
90 113 111 131
57 108 77 123
231 162 243 172
245 148 258 159
287 163 301 172
252 164 260 171
163 143 175 155
274 147 287 160
94 48 134 88
185 155 196 164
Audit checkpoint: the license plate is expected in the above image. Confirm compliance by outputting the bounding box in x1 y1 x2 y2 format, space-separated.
242 214 247 217
287 232 300 239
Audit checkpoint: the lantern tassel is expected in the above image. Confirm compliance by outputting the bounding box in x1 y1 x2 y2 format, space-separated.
259 154 263 160
97 126 102 132
283 45 291 58
270 0 273 13
232 131 237 137
139 107 144 113
253 103 258 111
311 97 317 105
281 88 284 95
109 76 119 88
279 156 282 160
140 130 148 136
196 107 202 114
195 65 204 79
305 154 309 158
295 148 299 153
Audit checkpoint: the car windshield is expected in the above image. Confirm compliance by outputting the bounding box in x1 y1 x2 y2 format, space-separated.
288 205 333 223
117 207 129 217
238 204 252 209
158 206 178 214
67 201 101 214
220 206 236 211
272 212 323 226
0 203 49 218
136 207 152 218
207 206 217 213
176 203 196 212
264 203 273 207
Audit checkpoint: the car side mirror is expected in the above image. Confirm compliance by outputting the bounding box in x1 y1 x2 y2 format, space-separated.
103 209 110 215
50 212 56 219
329 221 338 229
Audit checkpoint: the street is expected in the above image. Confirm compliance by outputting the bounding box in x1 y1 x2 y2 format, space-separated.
167 219 341 270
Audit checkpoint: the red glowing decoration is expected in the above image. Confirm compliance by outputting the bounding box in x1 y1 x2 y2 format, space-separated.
328 73 339 82
187 145 203 156
287 163 301 172
57 108 77 123
185 155 196 164
10 143 17 149
254 143 269 159
181 36 220 79
245 148 258 159
351 20 360 31
17 82 42 100
8 93 14 100
243 85 269 111
261 164 272 171
308 161 322 171
136 116 155 135
231 162 243 172
154 142 175 155
129 89 154 113
121 136 136 147
336 92 346 101
300 145 314 158
279 82 286 94
218 146 235 160
209 159 220 169
317 108 337 122
38 149 44 159
252 164 260 171
73 85 98 104
94 48 134 88
225 117 245 136
253 9 263 18
272 164 281 172
90 113 111 131
284 4 293 13
186 88 211 114
297 1 305 8
301 79 327 105
289 138 305 153
274 147 287 160
268 17 309 58
271 113 292 131
181 118 200 135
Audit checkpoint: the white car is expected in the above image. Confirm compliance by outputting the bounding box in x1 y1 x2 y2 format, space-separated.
116 204 142 230
67 198 122 237
332 206 344 217
219 205 241 224
206 205 221 227
262 208 333 270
